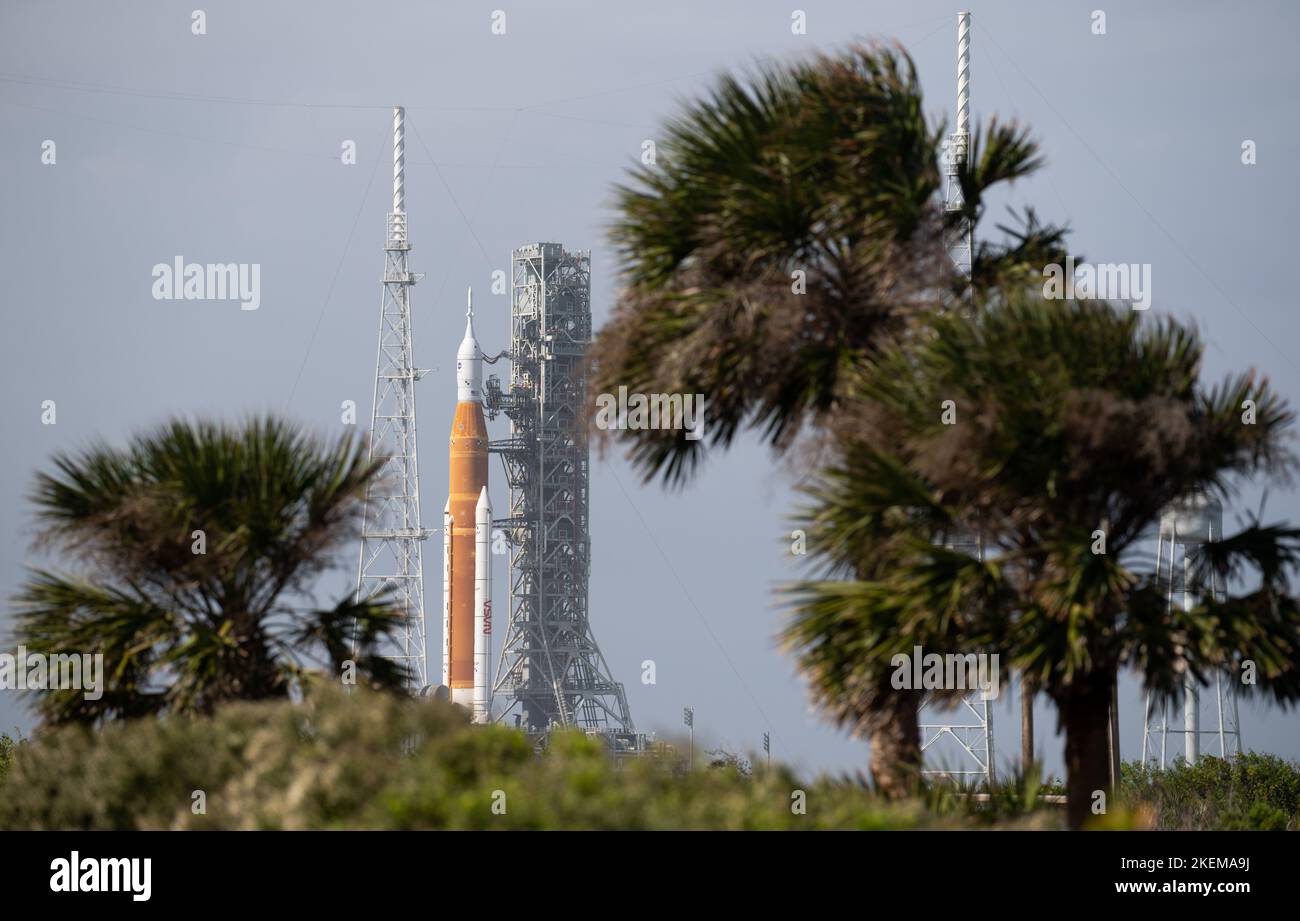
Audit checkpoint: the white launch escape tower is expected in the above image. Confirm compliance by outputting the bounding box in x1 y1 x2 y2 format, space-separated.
354 106 431 691
918 12 995 786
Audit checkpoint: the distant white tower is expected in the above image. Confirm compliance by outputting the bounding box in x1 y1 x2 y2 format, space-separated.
943 11 973 287
918 11 995 788
1142 494 1243 766
354 106 431 691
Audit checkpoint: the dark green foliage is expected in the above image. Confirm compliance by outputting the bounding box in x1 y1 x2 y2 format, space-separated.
12 416 407 724
790 293 1299 706
0 734 18 784
785 293 1300 826
0 688 1046 830
592 43 1058 487
1120 753 1300 830
10 688 1289 830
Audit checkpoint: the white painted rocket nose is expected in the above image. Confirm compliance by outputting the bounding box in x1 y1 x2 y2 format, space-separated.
456 286 482 402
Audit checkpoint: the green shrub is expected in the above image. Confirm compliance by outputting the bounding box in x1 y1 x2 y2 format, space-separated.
1119 753 1300 830
9 691 1291 830
0 688 1050 830
0 734 18 784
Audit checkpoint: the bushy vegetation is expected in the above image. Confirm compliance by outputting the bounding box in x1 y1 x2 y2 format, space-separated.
1119 753 1300 830
0 688 1061 831
6 687 1291 830
0 734 18 784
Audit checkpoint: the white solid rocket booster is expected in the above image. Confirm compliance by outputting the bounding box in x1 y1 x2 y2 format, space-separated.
473 486 492 723
442 499 452 690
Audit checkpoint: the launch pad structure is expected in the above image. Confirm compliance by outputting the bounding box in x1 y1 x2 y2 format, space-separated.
350 106 639 751
485 243 643 752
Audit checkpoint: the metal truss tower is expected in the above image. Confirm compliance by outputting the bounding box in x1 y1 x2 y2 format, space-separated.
1141 495 1243 767
354 106 430 692
918 12 995 787
484 243 635 736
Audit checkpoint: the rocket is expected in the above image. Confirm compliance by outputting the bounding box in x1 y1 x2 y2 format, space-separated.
444 288 492 722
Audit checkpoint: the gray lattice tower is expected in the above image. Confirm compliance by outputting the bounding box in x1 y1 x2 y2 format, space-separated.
353 106 430 692
917 12 995 787
484 243 633 732
1141 494 1243 766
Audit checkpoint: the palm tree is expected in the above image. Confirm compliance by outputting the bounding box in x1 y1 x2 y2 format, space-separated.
13 416 407 725
590 41 1064 794
594 43 1065 484
786 292 1300 828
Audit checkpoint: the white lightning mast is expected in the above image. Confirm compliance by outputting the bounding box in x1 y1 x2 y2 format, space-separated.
918 12 995 787
944 11 973 285
354 106 431 691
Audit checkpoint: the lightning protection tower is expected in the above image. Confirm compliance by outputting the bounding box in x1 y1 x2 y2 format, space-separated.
484 243 635 738
354 106 431 692
1141 494 1243 766
917 11 995 787
943 11 973 287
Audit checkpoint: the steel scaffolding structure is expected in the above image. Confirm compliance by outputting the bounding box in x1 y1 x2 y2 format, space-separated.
353 106 431 692
919 529 995 784
1141 494 1243 766
484 243 635 735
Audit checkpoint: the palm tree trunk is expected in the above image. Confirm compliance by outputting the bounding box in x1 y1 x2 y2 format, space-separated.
1020 670 1036 775
869 689 922 798
1108 676 1122 789
1061 674 1114 830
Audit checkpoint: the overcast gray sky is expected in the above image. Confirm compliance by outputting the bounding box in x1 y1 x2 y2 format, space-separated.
2 0 1297 777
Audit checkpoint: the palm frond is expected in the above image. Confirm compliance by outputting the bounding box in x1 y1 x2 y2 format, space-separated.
595 42 948 487
13 417 403 725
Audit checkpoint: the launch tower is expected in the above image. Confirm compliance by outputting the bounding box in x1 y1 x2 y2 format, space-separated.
485 243 636 738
